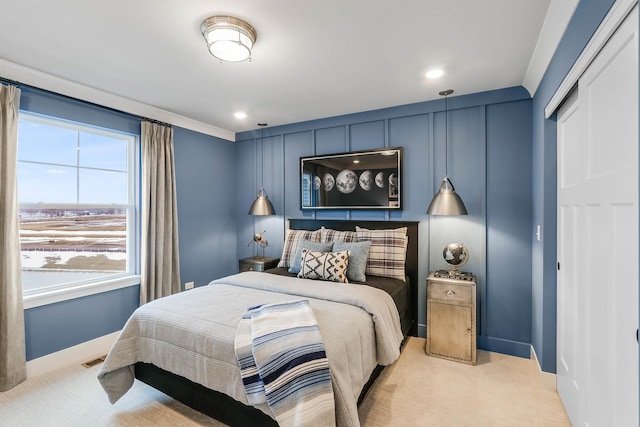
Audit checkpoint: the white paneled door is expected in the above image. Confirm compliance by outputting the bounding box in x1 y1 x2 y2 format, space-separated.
557 5 638 426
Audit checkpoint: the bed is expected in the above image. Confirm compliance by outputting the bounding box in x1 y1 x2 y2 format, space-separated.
98 219 419 427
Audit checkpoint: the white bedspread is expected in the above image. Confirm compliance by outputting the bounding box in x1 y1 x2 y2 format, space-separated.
97 271 403 427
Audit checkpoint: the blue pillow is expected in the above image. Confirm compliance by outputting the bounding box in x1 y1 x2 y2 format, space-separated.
333 240 371 282
288 240 334 274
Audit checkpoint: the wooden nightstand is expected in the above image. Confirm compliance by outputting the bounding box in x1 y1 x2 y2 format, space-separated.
239 256 280 272
426 270 477 365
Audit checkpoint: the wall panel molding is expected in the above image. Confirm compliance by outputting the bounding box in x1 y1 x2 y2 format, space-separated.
240 89 534 359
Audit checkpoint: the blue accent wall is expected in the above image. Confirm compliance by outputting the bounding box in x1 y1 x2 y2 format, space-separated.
24 286 139 360
530 0 615 373
173 127 238 285
236 87 534 358
484 100 533 353
20 87 141 134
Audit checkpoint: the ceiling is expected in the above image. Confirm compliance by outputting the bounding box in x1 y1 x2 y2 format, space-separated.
0 0 573 140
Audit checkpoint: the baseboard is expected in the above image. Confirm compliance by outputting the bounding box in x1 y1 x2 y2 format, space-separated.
417 323 426 338
477 335 531 359
419 328 557 391
531 344 557 391
26 331 120 378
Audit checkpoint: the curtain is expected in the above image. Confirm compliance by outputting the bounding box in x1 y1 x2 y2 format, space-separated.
140 121 181 304
0 84 26 391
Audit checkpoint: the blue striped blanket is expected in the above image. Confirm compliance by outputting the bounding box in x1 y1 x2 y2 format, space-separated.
234 299 335 427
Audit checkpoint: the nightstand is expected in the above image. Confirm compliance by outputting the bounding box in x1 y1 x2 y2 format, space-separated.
425 270 477 365
239 256 280 272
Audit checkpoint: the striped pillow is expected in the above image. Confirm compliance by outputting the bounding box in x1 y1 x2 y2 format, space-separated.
297 249 351 283
319 227 356 243
355 226 408 281
277 229 321 268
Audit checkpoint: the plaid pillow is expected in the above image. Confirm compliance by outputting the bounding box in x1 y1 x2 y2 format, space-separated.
319 227 356 243
277 229 321 268
355 226 408 281
297 249 351 283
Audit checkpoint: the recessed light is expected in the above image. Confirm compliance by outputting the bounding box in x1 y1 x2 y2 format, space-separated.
353 160 360 164
234 112 247 119
426 69 444 79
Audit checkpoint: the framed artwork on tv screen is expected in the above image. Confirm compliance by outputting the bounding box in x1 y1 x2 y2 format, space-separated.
300 147 402 210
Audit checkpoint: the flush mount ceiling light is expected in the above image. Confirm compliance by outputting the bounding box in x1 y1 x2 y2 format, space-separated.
201 16 257 62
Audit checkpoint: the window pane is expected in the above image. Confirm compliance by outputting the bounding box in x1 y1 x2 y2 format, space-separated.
79 169 127 204
20 208 128 294
18 112 137 300
17 162 77 203
79 132 128 171
18 119 78 165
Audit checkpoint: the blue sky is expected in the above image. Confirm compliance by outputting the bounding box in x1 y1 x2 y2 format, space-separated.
17 118 129 204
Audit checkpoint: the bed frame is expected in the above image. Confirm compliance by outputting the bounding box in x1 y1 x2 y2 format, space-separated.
135 219 419 426
288 219 419 336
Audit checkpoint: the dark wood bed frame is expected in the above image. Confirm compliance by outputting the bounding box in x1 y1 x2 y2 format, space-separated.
135 219 419 427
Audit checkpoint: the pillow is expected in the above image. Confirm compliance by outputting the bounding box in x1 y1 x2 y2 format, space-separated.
355 226 408 281
297 248 351 283
277 229 321 268
319 227 356 243
288 240 334 274
332 240 371 282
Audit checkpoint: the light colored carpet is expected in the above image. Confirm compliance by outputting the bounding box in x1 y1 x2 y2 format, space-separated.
359 337 571 426
0 337 570 426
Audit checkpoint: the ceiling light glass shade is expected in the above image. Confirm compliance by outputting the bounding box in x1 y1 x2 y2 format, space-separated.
201 16 257 62
427 177 468 215
248 188 275 215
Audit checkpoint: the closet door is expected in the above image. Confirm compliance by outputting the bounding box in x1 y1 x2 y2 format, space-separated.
557 5 638 426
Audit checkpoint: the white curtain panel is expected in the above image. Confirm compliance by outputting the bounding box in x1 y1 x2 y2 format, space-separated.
140 121 181 304
0 84 26 391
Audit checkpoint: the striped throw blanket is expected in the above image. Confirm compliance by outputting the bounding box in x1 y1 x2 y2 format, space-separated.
234 299 335 427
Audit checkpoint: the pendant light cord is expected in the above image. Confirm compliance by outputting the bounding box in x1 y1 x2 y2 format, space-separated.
258 123 267 190
439 89 454 179
444 93 448 178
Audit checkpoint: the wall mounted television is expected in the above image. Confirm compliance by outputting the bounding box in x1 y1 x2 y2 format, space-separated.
300 147 402 210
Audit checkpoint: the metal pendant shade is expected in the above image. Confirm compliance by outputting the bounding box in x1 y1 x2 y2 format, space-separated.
248 188 275 215
427 90 468 215
427 177 468 215
249 123 276 215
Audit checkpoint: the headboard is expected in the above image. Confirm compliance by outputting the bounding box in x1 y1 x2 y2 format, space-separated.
289 218 419 337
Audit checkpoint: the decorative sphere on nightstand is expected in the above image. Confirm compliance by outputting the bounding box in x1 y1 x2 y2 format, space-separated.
443 243 469 270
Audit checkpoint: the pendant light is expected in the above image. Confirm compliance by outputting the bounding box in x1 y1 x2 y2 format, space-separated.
248 123 276 215
427 90 468 215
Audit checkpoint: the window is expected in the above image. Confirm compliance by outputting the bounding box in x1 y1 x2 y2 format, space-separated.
17 113 139 306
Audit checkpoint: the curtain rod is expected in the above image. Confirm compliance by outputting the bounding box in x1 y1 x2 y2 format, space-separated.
0 76 171 128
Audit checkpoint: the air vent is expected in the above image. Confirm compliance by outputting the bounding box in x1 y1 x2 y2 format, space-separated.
81 355 106 368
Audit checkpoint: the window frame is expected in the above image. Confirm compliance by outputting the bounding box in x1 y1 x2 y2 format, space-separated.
18 112 140 308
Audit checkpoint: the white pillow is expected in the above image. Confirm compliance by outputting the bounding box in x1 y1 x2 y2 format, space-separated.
297 249 351 283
